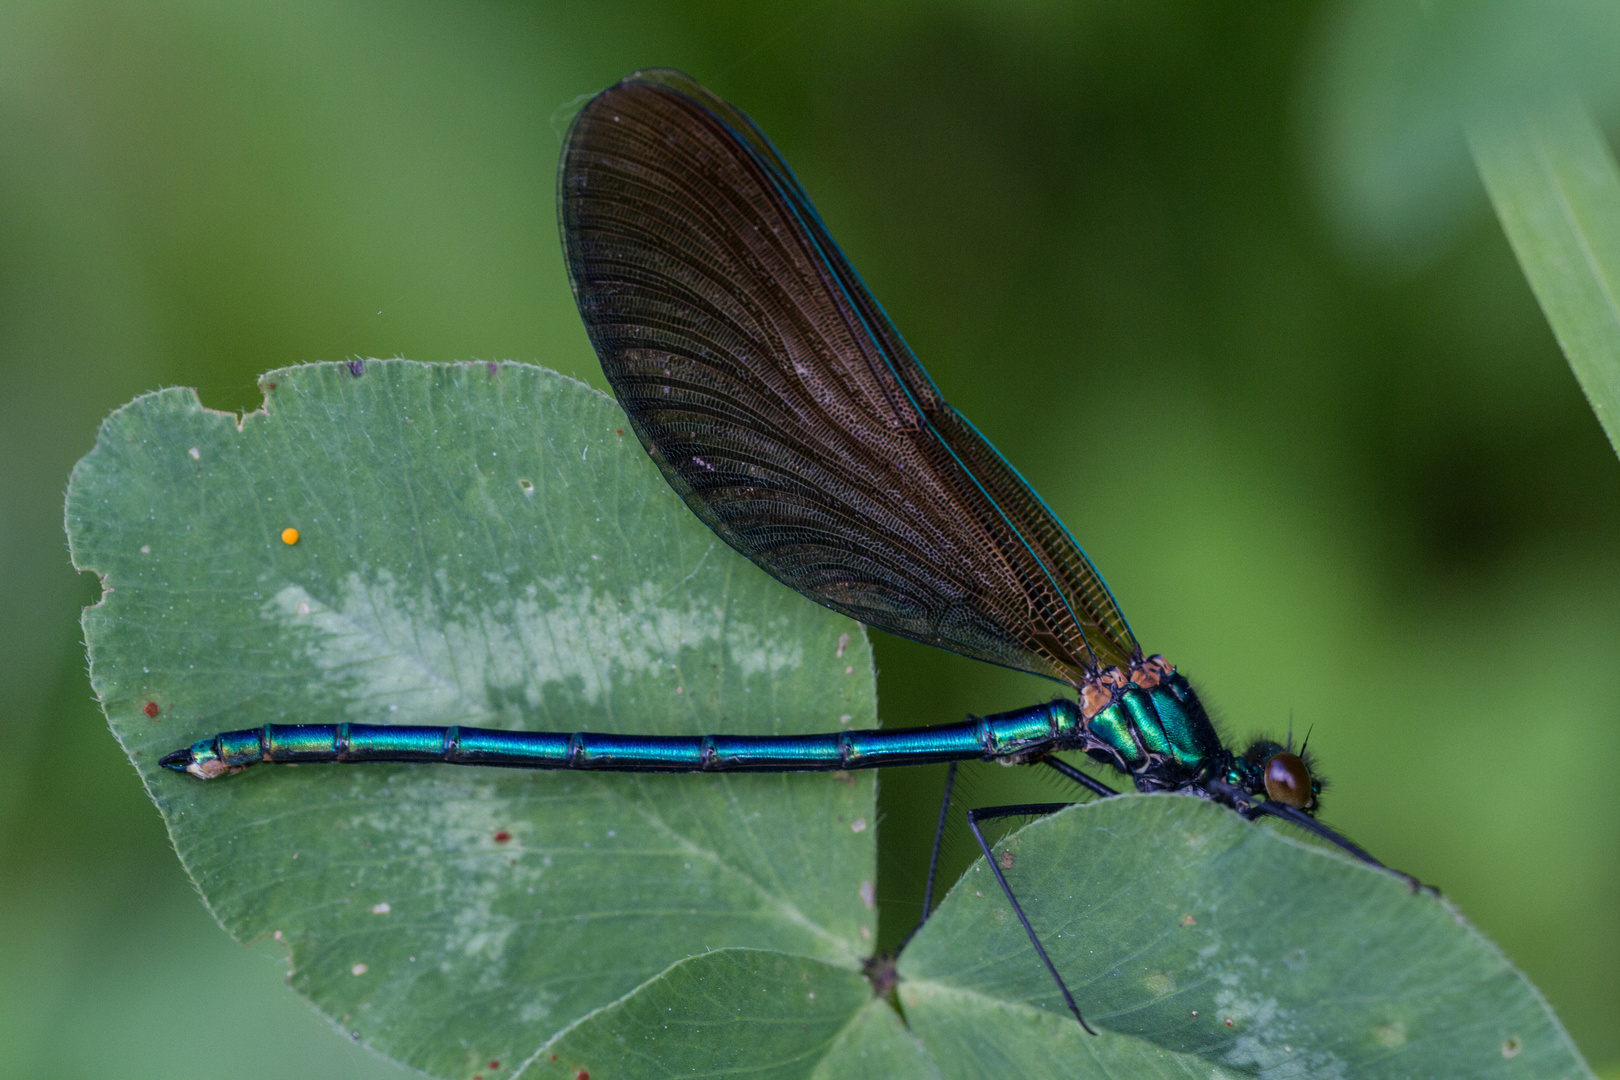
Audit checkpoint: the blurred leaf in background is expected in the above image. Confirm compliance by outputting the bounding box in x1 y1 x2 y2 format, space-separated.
4 1 1618 1076
1472 100 1620 457
1306 0 1620 266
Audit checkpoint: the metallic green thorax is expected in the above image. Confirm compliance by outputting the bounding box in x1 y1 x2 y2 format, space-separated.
1082 673 1225 791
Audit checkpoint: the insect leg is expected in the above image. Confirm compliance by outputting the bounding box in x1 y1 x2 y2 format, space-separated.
1043 756 1119 798
921 761 958 921
967 802 1097 1036
1251 801 1430 893
896 761 959 954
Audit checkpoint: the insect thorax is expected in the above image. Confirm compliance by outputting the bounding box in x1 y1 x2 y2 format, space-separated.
1077 656 1225 790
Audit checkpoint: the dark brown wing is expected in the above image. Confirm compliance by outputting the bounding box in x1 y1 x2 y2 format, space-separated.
558 69 1138 684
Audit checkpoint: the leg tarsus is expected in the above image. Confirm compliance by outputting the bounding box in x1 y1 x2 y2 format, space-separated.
967 804 1097 1036
1252 801 1435 893
921 762 957 920
896 761 960 955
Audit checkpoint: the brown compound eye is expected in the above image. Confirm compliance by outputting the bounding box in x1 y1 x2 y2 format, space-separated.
1263 752 1314 809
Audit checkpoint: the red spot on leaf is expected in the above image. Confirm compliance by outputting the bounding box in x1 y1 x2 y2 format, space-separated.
488 1062 499 1070
615 429 622 436
575 1070 590 1080
143 701 160 719
493 830 511 844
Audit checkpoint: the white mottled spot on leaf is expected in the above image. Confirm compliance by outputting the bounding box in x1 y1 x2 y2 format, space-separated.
264 571 803 718
726 621 804 678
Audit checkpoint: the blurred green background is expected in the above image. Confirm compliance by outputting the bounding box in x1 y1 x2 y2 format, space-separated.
3 2 1616 1077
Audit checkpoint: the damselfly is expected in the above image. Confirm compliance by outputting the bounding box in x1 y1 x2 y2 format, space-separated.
163 70 1411 1033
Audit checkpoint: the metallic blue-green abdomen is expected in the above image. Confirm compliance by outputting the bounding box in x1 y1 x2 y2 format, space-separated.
1085 673 1221 784
166 699 1090 778
165 676 1233 791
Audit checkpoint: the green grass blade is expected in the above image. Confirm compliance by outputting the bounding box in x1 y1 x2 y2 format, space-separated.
1470 96 1620 456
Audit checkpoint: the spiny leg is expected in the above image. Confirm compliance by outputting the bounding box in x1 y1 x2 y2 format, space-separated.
1043 755 1119 798
921 761 958 921
896 761 960 954
900 757 1115 953
1252 801 1431 893
929 758 1113 919
967 802 1097 1036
